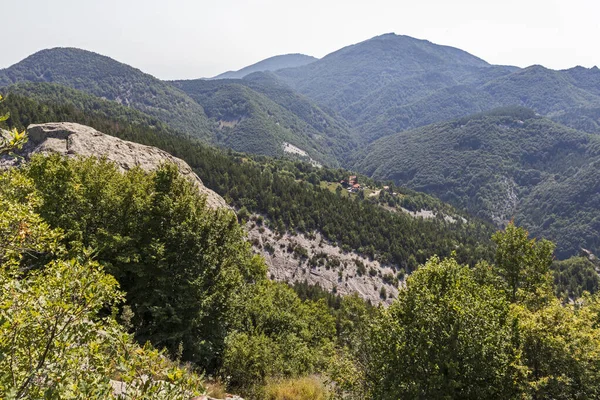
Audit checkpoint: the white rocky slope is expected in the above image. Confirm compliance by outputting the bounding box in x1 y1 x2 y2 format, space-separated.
1 122 228 209
247 219 401 304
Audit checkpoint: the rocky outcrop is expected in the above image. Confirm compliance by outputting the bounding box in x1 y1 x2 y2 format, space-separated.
2 122 228 209
246 219 400 304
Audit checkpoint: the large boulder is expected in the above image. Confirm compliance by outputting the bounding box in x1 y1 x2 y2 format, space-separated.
2 122 228 209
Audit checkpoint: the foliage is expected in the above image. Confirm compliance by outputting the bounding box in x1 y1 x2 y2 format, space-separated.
0 170 205 399
492 223 555 305
511 298 600 398
364 256 517 399
553 256 600 299
2 151 344 396
339 222 600 400
222 282 335 391
15 155 266 371
0 95 27 155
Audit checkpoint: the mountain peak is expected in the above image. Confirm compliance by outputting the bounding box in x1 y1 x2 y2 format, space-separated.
317 33 489 70
211 53 318 80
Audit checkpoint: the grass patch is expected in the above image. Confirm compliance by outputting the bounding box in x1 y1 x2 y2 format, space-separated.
319 181 349 197
263 376 329 400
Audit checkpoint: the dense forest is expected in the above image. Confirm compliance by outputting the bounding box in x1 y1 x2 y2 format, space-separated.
0 92 495 271
275 34 600 140
172 79 344 165
0 48 213 138
353 106 600 258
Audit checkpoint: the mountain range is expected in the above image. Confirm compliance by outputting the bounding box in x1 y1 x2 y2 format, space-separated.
2 33 600 257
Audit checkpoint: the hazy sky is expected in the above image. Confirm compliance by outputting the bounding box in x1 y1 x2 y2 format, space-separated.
2 0 599 79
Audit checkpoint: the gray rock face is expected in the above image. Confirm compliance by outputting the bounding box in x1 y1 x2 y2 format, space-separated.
246 219 400 305
3 122 228 209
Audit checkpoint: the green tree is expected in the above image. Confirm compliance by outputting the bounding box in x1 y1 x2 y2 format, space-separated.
0 95 27 155
492 222 555 306
512 297 600 399
0 170 205 399
22 154 267 370
365 256 518 400
222 281 336 393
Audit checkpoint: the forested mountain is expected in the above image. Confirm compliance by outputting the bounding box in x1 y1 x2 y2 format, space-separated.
0 49 355 164
4 82 180 133
0 92 495 271
274 33 600 141
275 33 515 141
212 53 317 79
0 48 213 138
5 38 600 261
172 76 357 165
481 65 600 114
353 107 600 258
551 105 600 134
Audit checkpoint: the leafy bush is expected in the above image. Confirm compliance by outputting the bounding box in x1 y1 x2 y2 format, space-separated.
222 282 335 391
0 169 205 399
20 154 266 371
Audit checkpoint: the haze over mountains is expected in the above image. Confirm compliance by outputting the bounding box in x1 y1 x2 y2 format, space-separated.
2 32 600 257
211 53 318 80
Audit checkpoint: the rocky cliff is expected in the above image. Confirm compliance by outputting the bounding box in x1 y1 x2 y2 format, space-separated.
2 122 228 209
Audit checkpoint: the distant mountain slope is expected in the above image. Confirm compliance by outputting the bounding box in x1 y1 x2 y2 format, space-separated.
0 48 351 165
278 33 491 107
481 65 600 115
241 72 356 153
274 34 516 140
3 82 178 132
352 107 600 258
212 53 317 79
0 47 213 139
274 33 600 142
551 106 600 134
172 77 357 165
0 91 495 280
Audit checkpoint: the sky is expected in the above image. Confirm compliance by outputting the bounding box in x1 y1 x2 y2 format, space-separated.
2 0 599 80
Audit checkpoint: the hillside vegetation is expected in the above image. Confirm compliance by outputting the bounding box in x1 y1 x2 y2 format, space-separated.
0 92 494 272
172 78 353 165
0 48 213 138
275 33 600 140
4 89 600 399
353 107 600 258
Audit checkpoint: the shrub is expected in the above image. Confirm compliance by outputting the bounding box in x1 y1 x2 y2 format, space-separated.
263 376 329 400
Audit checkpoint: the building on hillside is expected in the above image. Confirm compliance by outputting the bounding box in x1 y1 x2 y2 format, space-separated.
348 183 361 193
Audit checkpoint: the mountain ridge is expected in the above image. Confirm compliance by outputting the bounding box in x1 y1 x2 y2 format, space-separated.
212 53 318 80
0 47 214 139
